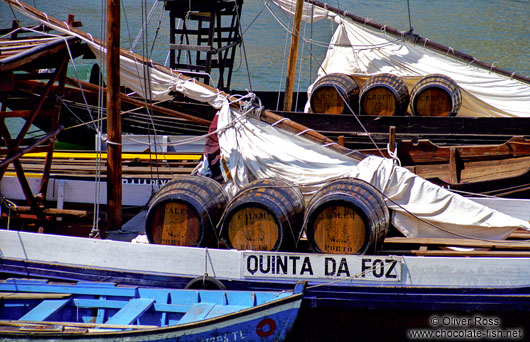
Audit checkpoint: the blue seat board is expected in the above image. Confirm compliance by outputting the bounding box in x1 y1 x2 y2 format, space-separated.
19 298 72 321
138 289 172 327
177 303 216 324
205 305 249 319
105 298 155 325
74 298 126 309
95 296 107 324
153 303 192 313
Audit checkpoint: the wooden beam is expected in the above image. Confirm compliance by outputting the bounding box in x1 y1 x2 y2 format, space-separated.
282 0 304 111
0 126 63 169
13 206 87 218
105 0 122 233
64 77 211 126
411 250 530 257
384 236 530 250
0 320 158 330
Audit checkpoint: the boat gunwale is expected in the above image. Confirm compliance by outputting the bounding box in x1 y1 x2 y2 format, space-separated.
0 279 304 338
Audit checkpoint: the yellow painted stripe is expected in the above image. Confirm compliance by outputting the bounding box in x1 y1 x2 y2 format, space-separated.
6 152 202 161
4 172 43 178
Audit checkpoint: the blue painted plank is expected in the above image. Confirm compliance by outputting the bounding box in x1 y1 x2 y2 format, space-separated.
95 296 107 325
19 299 71 321
169 290 199 305
0 283 136 297
74 298 125 309
177 303 214 324
105 298 154 325
197 292 226 305
205 305 248 319
178 303 215 324
153 303 192 313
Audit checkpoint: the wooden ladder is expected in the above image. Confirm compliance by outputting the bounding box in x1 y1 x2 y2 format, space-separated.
165 0 243 90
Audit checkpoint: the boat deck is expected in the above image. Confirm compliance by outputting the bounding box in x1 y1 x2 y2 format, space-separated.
4 151 201 180
382 228 530 257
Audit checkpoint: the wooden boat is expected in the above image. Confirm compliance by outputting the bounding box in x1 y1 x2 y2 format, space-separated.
0 278 305 341
0 0 529 245
2 0 529 199
2 229 530 340
3 0 530 331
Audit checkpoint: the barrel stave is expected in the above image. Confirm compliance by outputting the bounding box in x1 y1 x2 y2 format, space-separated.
221 178 305 251
410 74 462 116
145 175 228 247
310 73 360 114
305 178 389 255
360 73 410 116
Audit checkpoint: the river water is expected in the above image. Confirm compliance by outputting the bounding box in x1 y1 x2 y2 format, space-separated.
1 0 528 93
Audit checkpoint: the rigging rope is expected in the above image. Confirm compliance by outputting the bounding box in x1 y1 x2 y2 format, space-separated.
406 0 413 33
235 0 253 92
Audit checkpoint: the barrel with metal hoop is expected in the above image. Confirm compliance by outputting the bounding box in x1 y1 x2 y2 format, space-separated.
410 74 462 116
220 178 305 251
145 175 228 247
309 73 360 114
304 178 390 255
359 73 410 116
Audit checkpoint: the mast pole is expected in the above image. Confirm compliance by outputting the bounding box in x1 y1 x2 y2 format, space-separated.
105 0 122 235
282 0 304 112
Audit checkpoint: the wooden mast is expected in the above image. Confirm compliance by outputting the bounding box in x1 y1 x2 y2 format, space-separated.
105 0 122 234
282 0 304 112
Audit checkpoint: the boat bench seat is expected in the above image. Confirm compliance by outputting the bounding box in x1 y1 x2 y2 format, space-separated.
105 298 155 325
206 305 249 318
177 303 250 324
178 303 216 324
19 299 72 321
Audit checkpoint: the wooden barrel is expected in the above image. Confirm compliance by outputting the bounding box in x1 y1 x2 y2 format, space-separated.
309 73 360 114
220 178 305 251
304 178 389 255
359 73 410 116
145 175 228 247
410 74 462 116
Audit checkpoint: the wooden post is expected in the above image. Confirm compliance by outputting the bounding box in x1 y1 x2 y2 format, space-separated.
338 135 345 147
282 0 304 112
388 126 396 153
105 0 122 234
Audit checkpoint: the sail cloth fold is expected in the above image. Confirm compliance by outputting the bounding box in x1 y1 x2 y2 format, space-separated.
9 0 530 240
271 0 530 117
7 0 226 107
217 104 530 239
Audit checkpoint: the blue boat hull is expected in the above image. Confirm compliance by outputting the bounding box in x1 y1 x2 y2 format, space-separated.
0 279 304 341
3 258 530 312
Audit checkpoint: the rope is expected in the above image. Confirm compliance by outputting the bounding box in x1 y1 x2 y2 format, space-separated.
17 26 98 131
406 0 413 33
0 194 17 231
386 143 401 166
233 0 253 92
361 165 530 244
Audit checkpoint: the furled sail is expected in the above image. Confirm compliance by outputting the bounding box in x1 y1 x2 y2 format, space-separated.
4 0 225 106
7 0 530 240
272 0 530 117
217 103 530 239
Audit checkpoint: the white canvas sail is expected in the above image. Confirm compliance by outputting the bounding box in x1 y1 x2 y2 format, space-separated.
7 0 530 241
271 0 530 117
216 103 530 239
